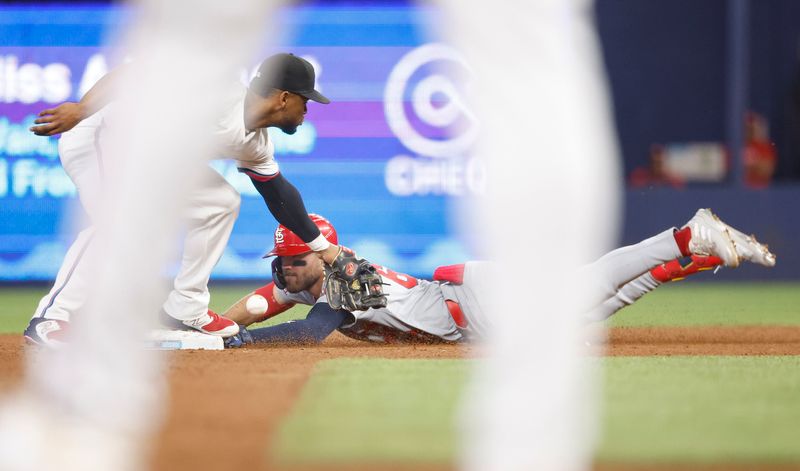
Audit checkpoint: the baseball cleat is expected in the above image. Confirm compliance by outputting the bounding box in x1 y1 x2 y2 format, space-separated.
650 255 724 283
718 221 776 267
182 310 239 338
23 318 69 347
683 208 739 268
158 309 190 330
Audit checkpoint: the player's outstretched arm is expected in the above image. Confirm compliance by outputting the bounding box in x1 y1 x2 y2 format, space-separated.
30 63 130 136
244 302 348 344
222 282 293 326
245 172 335 252
244 172 377 270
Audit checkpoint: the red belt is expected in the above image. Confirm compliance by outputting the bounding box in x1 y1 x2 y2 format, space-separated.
446 300 468 329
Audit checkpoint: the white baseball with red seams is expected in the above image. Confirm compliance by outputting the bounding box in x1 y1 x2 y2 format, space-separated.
245 294 269 316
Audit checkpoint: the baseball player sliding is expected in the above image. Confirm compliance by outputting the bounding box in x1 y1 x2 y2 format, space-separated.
222 209 775 346
24 53 382 345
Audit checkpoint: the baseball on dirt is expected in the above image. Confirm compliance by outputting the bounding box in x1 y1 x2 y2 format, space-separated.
245 294 268 315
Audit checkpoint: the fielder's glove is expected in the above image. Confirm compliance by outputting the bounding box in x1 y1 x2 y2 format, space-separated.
325 248 387 311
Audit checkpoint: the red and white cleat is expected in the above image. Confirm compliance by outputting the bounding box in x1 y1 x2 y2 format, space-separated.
722 222 777 267
182 310 239 338
651 255 723 283
683 208 739 268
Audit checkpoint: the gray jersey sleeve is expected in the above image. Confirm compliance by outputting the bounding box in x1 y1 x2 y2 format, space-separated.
272 265 465 343
340 266 462 343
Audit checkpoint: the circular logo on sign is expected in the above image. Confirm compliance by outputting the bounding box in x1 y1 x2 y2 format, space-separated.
384 43 477 159
345 262 357 277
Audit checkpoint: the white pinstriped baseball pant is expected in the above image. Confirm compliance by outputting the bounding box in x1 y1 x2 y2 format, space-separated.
33 115 240 324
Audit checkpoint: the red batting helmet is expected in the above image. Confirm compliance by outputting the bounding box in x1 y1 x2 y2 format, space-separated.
264 214 338 257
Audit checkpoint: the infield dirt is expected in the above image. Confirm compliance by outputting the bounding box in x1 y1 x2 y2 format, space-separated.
0 326 798 471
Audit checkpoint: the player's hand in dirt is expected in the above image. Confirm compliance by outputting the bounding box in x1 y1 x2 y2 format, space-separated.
30 102 86 136
224 326 254 348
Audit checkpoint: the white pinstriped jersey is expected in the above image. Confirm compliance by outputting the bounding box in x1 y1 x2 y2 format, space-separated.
214 83 278 176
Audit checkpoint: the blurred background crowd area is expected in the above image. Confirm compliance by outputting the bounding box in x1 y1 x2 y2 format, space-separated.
1 0 799 282
597 0 800 189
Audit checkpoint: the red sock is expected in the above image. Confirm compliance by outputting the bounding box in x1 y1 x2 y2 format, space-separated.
433 264 465 284
673 227 692 257
650 255 723 283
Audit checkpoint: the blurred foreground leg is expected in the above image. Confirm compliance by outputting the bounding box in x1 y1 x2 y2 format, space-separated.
439 0 622 470
0 0 281 470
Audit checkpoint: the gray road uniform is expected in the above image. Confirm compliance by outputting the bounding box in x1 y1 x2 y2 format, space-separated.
258 227 695 344
274 262 491 343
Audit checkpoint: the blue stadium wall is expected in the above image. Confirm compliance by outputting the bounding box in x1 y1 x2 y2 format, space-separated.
1 2 798 282
624 187 799 281
597 0 800 180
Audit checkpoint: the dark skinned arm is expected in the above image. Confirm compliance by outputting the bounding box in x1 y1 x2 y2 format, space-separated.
30 63 131 136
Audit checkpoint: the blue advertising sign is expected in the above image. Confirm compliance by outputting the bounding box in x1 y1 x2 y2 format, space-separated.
0 3 480 281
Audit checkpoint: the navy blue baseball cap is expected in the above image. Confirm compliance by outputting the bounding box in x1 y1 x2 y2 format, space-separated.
250 53 330 104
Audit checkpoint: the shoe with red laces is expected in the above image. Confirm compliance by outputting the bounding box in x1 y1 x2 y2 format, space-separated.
181 310 239 337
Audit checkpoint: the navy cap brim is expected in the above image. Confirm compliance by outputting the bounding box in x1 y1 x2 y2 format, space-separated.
297 89 330 104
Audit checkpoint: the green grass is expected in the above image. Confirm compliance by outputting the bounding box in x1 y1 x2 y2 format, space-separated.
268 279 800 466
273 356 800 466
0 284 308 333
0 287 48 332
273 358 470 465
608 282 800 327
598 356 800 464
2 282 797 333
2 282 798 466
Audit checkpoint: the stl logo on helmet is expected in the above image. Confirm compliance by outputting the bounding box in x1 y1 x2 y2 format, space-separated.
274 227 285 244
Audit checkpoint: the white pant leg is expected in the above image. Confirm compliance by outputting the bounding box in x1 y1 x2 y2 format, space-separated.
32 227 95 321
445 1 622 469
162 168 241 321
32 116 104 322
578 228 682 313
584 271 662 322
60 114 105 218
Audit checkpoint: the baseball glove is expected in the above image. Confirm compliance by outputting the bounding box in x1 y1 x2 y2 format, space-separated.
325 248 387 311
